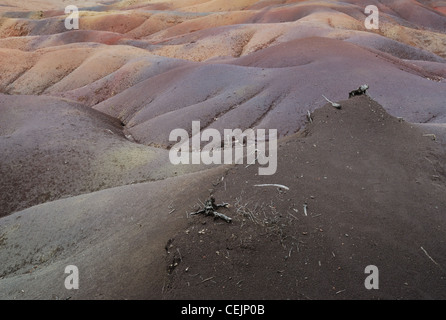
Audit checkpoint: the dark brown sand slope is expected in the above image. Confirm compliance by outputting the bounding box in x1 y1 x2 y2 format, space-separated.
164 96 446 300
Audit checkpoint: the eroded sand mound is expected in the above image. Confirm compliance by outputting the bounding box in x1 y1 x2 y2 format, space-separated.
163 95 446 300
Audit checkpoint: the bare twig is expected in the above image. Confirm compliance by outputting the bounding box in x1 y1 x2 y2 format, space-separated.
307 110 313 123
423 134 437 141
201 276 215 284
168 201 175 214
254 184 290 190
322 95 341 109
190 197 232 223
421 246 439 267
288 212 298 220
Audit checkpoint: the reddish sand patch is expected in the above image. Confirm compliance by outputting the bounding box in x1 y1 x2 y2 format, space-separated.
435 6 446 15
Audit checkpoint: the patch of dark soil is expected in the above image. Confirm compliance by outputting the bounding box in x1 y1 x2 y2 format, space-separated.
162 96 446 299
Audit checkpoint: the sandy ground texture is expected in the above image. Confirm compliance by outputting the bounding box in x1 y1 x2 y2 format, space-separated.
0 0 445 299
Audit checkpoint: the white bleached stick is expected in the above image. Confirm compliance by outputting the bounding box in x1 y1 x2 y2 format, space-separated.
322 95 341 109
420 246 439 266
254 184 290 190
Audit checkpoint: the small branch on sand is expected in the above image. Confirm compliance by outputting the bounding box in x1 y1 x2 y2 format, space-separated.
190 197 232 223
423 134 436 141
322 95 341 109
168 201 175 214
420 246 440 267
307 110 313 123
254 184 290 190
201 276 215 284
